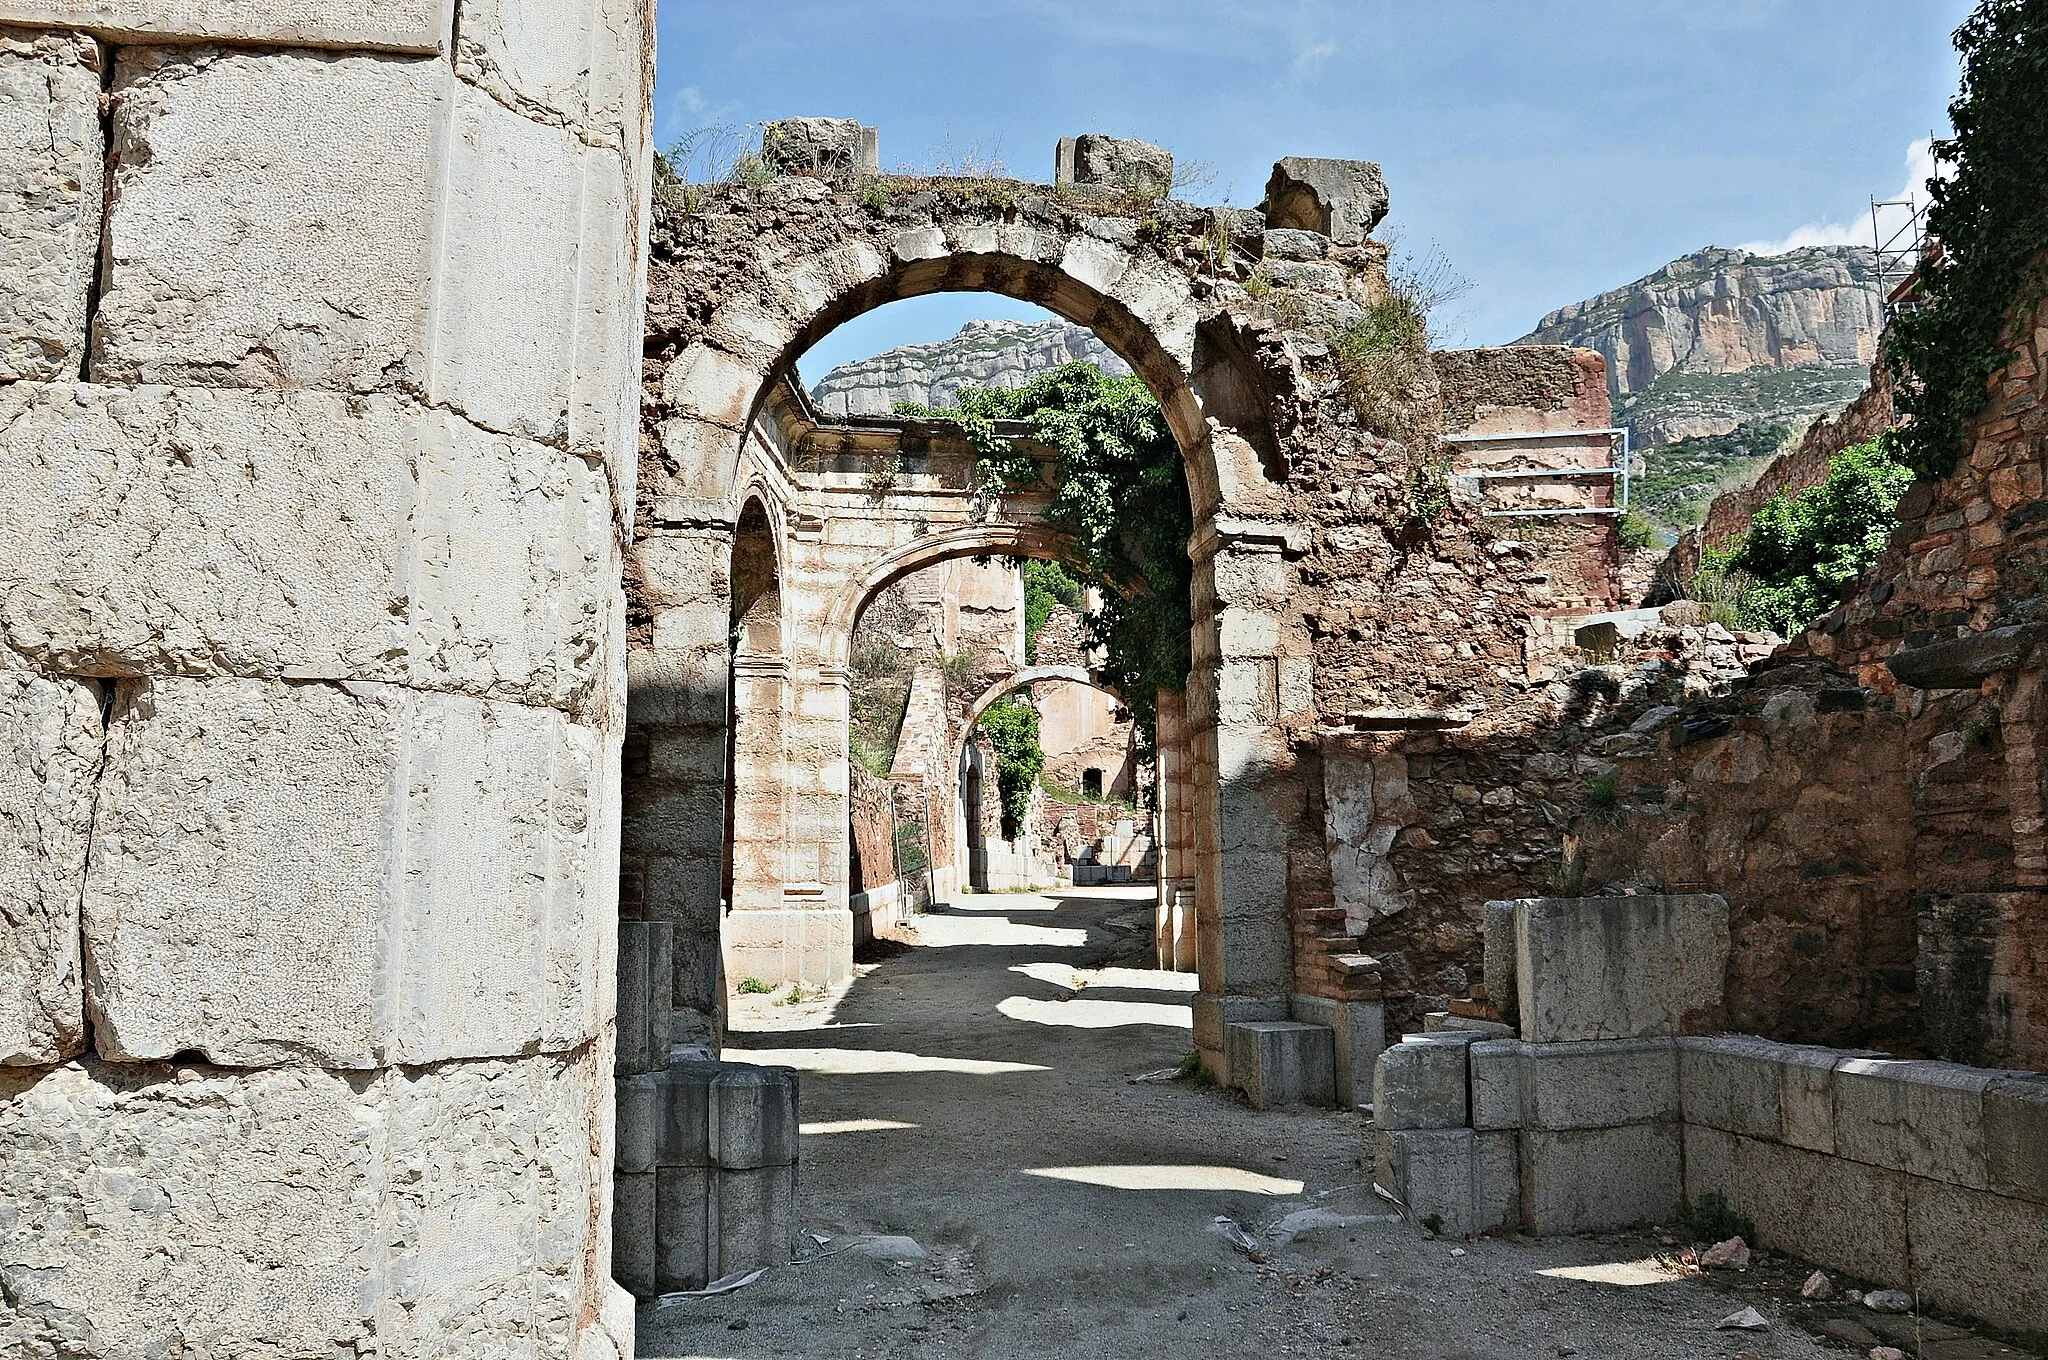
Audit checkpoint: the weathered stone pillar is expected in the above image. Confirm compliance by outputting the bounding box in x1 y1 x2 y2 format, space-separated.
1187 523 1303 1083
724 664 854 987
1 3 653 1354
1154 687 1199 972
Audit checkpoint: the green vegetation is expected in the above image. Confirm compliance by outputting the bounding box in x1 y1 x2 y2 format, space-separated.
1331 284 1434 448
1616 511 1660 551
979 696 1047 841
1707 436 1912 635
1583 772 1619 810
1887 0 2048 480
1022 559 1084 662
1039 770 1138 814
737 976 773 996
848 629 911 777
900 364 1193 736
1629 419 1796 533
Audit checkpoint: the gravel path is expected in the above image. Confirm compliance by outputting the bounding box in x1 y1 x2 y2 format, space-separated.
636 886 2033 1360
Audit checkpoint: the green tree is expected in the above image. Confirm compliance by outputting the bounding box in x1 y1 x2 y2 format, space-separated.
1713 436 1913 634
1022 559 1083 661
1887 0 2048 479
978 696 1045 840
901 363 1192 736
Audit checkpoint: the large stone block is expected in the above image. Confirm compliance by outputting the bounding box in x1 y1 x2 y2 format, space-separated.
1512 895 1730 1042
1376 1128 1518 1237
1293 994 1383 1108
1513 1039 1679 1131
95 48 442 391
1678 1035 1788 1140
1682 1125 1911 1286
649 1162 796 1294
1261 157 1389 245
762 117 878 181
1481 898 1518 1020
654 1059 799 1171
1056 134 1173 198
1373 1034 1468 1129
0 653 99 1064
0 0 452 50
454 0 649 151
82 677 609 1067
0 1048 613 1358
1985 1074 2048 1204
0 27 103 382
1519 1125 1681 1234
1907 1176 2048 1337
1 386 611 709
1226 1019 1336 1108
1468 1039 1521 1131
1833 1058 2000 1188
617 920 673 1077
94 49 636 458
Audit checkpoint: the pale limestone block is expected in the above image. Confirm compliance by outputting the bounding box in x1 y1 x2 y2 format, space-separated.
1518 1124 1681 1234
0 1059 381 1357
1834 1057 1998 1188
1985 1074 2048 1204
1059 234 1130 298
82 677 607 1067
1906 1176 2048 1336
891 225 946 264
1 386 611 710
1513 894 1730 1042
0 651 98 1064
94 48 442 390
0 0 452 51
1677 1035 1787 1140
1515 1039 1678 1131
1225 1019 1335 1109
570 141 645 476
1682 1127 1911 1286
0 27 103 382
452 0 648 146
1373 1034 1467 1130
429 81 586 446
659 343 764 432
1468 1039 1521 1131
0 1049 612 1359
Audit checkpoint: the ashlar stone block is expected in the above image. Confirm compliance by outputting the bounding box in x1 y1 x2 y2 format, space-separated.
454 0 650 152
762 117 878 181
1262 156 1389 245
1056 134 1174 197
0 651 99 1064
0 0 453 51
1683 1125 1911 1287
1374 1034 1469 1130
1226 1019 1335 1108
95 48 442 391
1519 1124 1681 1234
1513 894 1730 1042
1833 1057 2000 1189
1677 1035 1788 1140
94 48 640 459
1906 1175 2048 1337
82 676 609 1068
1515 1038 1679 1131
1985 1073 2048 1205
0 27 103 383
0 1048 612 1359
1 386 611 711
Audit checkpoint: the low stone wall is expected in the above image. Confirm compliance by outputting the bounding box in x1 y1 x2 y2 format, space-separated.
1374 895 2048 1340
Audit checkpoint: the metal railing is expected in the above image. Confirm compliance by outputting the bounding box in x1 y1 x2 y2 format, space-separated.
1443 426 1632 518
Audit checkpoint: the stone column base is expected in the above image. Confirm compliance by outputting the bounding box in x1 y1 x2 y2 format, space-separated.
723 905 852 989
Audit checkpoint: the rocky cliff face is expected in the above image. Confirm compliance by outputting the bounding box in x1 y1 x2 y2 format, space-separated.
1517 244 1885 397
809 318 1129 417
1518 245 1891 523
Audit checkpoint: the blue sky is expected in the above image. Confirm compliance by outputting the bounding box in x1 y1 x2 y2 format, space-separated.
655 1 1973 383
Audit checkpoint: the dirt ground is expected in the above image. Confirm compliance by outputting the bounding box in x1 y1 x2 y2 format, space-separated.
636 887 2038 1360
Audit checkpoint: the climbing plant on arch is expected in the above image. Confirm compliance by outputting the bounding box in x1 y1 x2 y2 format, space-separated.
900 362 1193 738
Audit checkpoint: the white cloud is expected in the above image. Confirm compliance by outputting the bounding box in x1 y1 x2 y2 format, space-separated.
1738 137 1949 257
1291 39 1338 81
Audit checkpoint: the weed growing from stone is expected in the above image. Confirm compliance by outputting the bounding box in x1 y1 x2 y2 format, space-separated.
738 976 773 995
1679 1192 1756 1245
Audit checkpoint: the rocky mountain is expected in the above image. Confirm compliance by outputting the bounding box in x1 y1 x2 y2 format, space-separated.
1516 244 1885 447
810 318 1129 417
1517 244 1890 533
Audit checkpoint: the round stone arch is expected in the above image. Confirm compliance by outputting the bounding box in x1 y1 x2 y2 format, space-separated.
730 486 788 655
948 663 1119 794
654 202 1292 531
823 521 1084 671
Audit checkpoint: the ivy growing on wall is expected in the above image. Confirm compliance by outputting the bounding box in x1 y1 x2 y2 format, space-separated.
1022 559 1083 662
900 363 1193 736
1886 0 2048 480
978 696 1045 840
1708 436 1913 635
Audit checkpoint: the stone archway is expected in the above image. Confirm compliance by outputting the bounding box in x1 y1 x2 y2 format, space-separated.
639 184 1315 1081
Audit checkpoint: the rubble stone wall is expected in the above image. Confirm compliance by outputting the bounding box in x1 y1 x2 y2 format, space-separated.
1 3 653 1354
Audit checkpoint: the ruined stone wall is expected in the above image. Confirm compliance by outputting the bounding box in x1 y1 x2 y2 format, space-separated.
849 765 897 896
1344 286 2048 1073
1 2 653 1354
